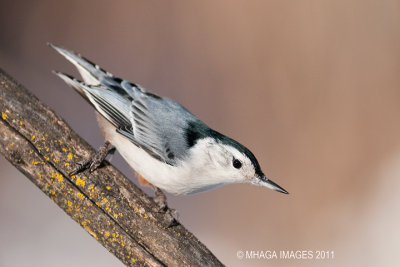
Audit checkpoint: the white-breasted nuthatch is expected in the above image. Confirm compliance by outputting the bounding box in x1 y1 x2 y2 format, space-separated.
49 44 288 199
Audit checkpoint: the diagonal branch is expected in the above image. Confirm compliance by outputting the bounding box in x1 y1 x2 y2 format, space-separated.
0 68 223 266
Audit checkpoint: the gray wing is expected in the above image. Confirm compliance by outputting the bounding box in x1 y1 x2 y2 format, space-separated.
51 44 196 166
56 71 195 166
116 90 197 166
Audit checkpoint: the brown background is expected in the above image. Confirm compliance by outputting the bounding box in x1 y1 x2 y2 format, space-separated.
1 1 400 266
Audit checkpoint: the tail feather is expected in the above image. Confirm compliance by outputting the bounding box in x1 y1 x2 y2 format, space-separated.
48 43 110 85
53 71 131 128
52 71 90 101
49 44 151 130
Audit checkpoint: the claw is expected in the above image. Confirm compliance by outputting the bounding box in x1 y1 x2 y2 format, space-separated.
70 141 114 175
153 186 168 211
151 185 179 227
70 159 90 175
89 160 102 173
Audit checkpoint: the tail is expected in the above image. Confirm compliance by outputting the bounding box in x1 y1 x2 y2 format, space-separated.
52 71 90 101
49 43 146 97
49 43 149 129
52 71 131 128
48 43 112 85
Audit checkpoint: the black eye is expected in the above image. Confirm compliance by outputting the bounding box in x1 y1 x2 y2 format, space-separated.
233 158 242 169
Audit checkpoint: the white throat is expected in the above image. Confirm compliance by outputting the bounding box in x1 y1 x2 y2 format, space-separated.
99 116 249 195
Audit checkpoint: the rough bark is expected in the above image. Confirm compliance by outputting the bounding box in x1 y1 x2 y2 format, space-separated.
0 68 223 267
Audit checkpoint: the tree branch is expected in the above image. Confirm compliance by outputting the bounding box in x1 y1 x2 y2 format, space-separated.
0 68 223 266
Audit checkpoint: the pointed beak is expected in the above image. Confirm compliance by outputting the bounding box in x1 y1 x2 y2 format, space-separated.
255 175 289 194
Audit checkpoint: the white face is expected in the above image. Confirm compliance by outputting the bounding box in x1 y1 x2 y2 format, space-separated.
177 137 287 195
185 137 258 186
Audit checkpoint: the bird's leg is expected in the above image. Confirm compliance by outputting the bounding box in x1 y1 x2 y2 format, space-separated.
152 185 179 227
153 186 168 211
70 141 116 175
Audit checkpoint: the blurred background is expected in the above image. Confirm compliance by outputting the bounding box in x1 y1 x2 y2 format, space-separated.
1 0 400 266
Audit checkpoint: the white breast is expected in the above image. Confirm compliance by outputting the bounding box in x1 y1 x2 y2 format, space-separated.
96 114 230 195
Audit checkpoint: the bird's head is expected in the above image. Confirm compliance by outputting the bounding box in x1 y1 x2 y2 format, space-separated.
185 121 288 194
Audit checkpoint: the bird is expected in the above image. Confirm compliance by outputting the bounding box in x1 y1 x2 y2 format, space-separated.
49 43 288 211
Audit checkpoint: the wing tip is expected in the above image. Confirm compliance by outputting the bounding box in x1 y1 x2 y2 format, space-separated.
48 42 68 55
52 71 91 99
52 70 74 82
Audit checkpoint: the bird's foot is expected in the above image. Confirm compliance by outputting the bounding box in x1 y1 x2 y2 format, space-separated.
70 141 115 175
152 186 179 227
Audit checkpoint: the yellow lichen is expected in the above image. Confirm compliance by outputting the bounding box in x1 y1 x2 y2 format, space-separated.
106 186 111 190
64 162 70 167
62 147 67 152
83 225 98 240
53 172 64 183
76 177 85 187
105 231 110 237
1 112 7 120
101 198 108 204
19 121 23 126
10 142 14 147
53 158 59 163
77 192 85 200
44 155 49 161
67 152 73 160
31 160 40 165
31 135 35 140
67 200 72 207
